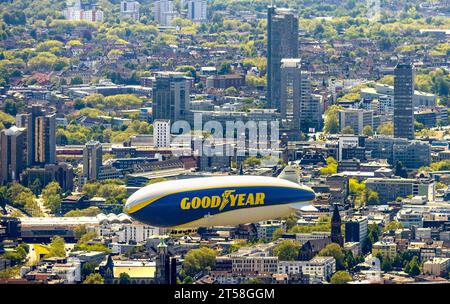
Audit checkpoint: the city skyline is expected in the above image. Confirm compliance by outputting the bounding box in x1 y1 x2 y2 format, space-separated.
0 0 449 288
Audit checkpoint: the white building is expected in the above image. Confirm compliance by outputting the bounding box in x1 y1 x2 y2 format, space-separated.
66 0 104 22
230 256 278 274
120 1 140 20
423 258 450 276
53 258 82 284
278 257 336 282
187 0 207 23
154 0 178 26
153 119 171 148
415 227 432 240
118 224 160 243
294 232 330 243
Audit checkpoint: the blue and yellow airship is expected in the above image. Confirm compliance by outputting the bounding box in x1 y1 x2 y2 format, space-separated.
124 176 315 229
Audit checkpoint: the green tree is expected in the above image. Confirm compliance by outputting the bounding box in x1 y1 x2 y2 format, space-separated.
323 105 342 134
46 236 66 258
406 256 421 276
341 126 355 134
383 221 403 232
362 125 374 136
118 272 131 284
41 181 62 213
65 207 102 217
81 261 97 280
320 156 338 175
381 256 393 272
224 86 238 95
243 156 261 168
330 271 352 284
183 247 217 277
273 240 300 261
145 178 168 185
318 243 345 270
377 122 393 136
242 278 264 284
83 273 104 284
272 228 284 240
183 276 193 284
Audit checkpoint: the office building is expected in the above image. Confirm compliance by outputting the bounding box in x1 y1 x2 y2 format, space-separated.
120 1 140 20
392 140 430 169
338 108 373 135
267 6 298 111
396 209 424 228
24 105 56 167
394 62 415 140
366 136 429 167
372 241 397 259
280 58 301 130
83 141 103 181
153 119 171 148
0 126 26 184
256 220 285 241
187 0 207 23
365 177 435 203
152 72 190 122
301 73 322 132
345 216 368 249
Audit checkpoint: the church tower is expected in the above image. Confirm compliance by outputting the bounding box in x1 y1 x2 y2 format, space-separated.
156 239 170 284
331 204 344 246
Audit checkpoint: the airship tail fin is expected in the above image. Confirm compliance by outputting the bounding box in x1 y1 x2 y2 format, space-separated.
278 163 300 183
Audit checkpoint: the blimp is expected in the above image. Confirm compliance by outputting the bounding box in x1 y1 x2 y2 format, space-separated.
124 175 315 229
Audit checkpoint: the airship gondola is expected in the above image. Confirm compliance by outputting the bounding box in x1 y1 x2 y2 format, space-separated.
124 175 315 229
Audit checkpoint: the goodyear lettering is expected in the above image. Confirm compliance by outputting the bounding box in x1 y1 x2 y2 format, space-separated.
181 190 265 210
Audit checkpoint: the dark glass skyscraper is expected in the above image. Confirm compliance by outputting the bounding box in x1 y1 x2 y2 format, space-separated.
267 6 299 111
0 126 26 184
394 61 415 140
152 72 190 122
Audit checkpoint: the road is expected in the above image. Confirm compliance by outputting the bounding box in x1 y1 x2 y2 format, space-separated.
36 196 51 217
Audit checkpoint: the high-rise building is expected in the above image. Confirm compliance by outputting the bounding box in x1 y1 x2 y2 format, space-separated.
153 120 171 148
331 204 344 246
0 126 26 184
267 6 299 111
394 61 415 140
300 71 322 132
280 58 301 131
154 0 178 26
120 1 140 20
345 216 368 250
24 105 56 167
187 0 207 23
152 72 190 122
83 141 103 181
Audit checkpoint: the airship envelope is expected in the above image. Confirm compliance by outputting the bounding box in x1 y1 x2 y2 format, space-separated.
124 176 315 229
